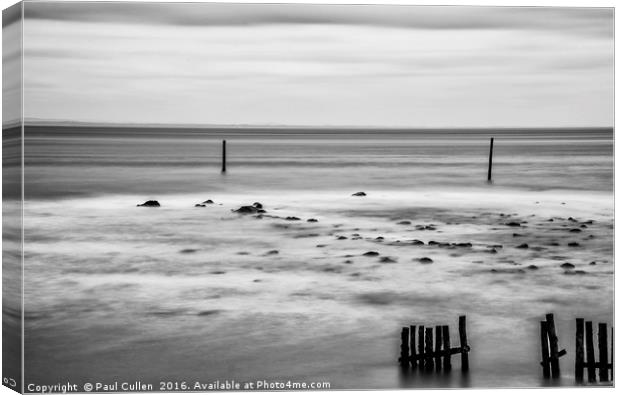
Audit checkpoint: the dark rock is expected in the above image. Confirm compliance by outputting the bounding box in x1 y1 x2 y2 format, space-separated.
568 217 577 222
418 257 433 264
363 251 380 257
195 204 206 207
580 224 587 228
560 262 575 269
379 256 397 263
266 250 279 255
428 241 439 246
454 242 472 248
210 270 226 275
234 205 260 214
527 265 538 270
589 261 597 265
137 200 160 207
549 242 560 246
505 222 521 227
375 236 384 241
343 260 353 264
411 239 424 245
569 228 582 233
285 216 301 221
397 220 412 225
316 244 327 248
337 236 348 240
203 199 214 204
307 218 318 222
485 248 498 254
352 192 367 196
568 242 580 247
253 202 263 209
516 243 529 249
513 233 523 237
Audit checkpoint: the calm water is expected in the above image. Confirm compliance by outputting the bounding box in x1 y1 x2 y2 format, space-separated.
20 126 613 390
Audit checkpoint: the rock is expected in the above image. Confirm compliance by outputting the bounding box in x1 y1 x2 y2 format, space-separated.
411 239 424 245
527 265 538 270
363 251 380 257
505 222 521 227
569 228 582 233
337 236 348 240
137 200 160 207
397 220 412 225
418 257 433 264
266 250 279 255
343 260 353 264
234 205 260 214
580 224 587 228
379 256 397 263
428 241 439 246
285 216 301 221
179 249 197 254
352 192 366 196
568 217 577 222
568 242 580 247
307 218 318 222
253 202 263 209
589 261 597 265
513 233 523 237
549 242 560 246
375 236 384 241
195 204 206 207
560 262 575 269
454 242 472 248
516 243 529 249
485 248 498 254
203 199 214 204
491 268 525 274
316 244 327 248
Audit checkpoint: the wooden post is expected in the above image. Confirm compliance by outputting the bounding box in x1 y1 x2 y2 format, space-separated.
442 325 451 371
599 323 609 381
541 321 551 379
487 137 494 182
418 325 425 371
400 327 410 369
585 321 596 382
409 325 417 368
435 325 442 372
221 140 227 173
425 327 434 371
575 318 584 382
459 315 469 372
611 327 614 381
546 314 560 378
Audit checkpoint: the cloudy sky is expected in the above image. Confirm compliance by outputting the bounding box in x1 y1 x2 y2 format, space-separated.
19 3 613 128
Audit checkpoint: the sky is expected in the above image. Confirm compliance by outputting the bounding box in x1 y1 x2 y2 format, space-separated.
13 2 615 128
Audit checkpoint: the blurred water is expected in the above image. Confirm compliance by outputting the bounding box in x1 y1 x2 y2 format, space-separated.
21 127 613 389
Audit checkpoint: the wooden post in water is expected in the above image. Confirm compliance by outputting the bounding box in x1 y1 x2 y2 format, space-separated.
221 140 227 173
435 325 442 372
425 327 434 372
585 321 596 382
575 318 585 382
487 138 494 182
418 326 425 371
541 321 551 379
410 325 417 369
400 327 410 369
459 315 469 372
599 323 609 381
546 314 560 378
442 325 452 371
611 327 614 381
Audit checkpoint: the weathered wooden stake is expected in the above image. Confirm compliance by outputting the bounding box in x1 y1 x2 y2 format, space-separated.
487 137 494 182
585 321 596 382
575 318 584 382
442 325 452 371
459 315 469 372
611 327 614 381
435 325 442 372
400 327 410 369
540 321 551 378
598 323 609 381
425 327 434 371
418 325 425 371
221 140 227 173
409 325 417 368
546 314 560 378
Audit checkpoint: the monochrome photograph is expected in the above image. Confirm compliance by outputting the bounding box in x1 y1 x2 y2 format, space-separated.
2 1 614 391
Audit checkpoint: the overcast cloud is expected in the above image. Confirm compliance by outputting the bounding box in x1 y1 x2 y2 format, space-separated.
21 3 613 127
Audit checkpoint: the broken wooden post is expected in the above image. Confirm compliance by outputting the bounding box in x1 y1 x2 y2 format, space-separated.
575 318 584 382
400 327 410 369
459 315 469 372
435 325 442 372
598 323 609 382
541 321 551 378
487 137 494 182
409 325 417 369
585 321 596 382
546 314 560 378
425 327 434 372
221 140 227 173
418 325 425 371
442 325 451 371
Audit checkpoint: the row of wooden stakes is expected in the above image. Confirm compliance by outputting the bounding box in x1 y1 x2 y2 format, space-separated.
398 315 470 373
